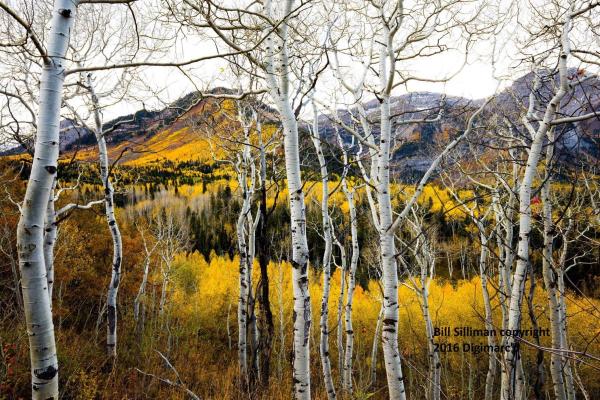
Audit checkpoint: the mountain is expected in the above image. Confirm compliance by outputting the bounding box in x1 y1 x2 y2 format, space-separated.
4 73 599 175
317 71 600 178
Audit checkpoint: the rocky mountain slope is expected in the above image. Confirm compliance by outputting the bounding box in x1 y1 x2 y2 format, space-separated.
5 73 598 176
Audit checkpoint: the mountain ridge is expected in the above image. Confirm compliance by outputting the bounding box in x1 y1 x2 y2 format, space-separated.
4 72 599 174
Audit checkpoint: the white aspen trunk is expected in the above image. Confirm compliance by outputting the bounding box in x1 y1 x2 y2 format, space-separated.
407 238 439 400
416 245 441 400
87 74 123 357
278 261 286 380
342 181 359 394
310 102 336 400
557 264 576 400
16 2 78 397
227 301 233 350
334 237 346 385
478 235 497 400
236 157 251 383
43 178 58 305
540 130 567 400
450 190 498 400
371 301 384 386
557 220 576 400
494 191 514 334
134 230 158 328
159 263 170 316
501 13 573 398
378 89 407 400
375 29 408 400
233 105 259 384
421 283 441 400
247 210 260 380
407 220 440 400
263 1 311 396
134 253 151 323
331 223 347 386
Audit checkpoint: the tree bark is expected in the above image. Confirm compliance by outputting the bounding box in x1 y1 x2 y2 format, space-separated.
342 179 359 395
501 13 573 398
378 90 407 399
263 1 312 396
540 131 567 400
87 73 123 357
310 102 336 400
16 1 79 397
43 178 58 306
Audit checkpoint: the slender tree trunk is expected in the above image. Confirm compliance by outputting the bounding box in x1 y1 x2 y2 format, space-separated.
343 184 359 394
43 178 58 305
247 209 260 382
310 103 336 400
134 231 156 331
478 236 497 400
87 74 123 357
16 2 78 397
278 260 286 380
263 1 312 396
409 224 440 400
421 285 441 400
494 190 514 335
236 171 251 383
526 263 545 400
502 16 573 397
134 255 150 329
335 244 345 386
557 263 576 400
540 138 567 400
378 92 407 399
371 302 384 387
159 265 170 316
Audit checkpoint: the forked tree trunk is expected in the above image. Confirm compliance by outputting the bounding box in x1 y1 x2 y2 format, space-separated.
16 1 78 398
235 144 252 383
501 14 573 397
405 218 440 400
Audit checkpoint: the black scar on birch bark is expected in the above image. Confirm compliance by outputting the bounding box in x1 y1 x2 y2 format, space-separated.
113 256 121 274
303 297 311 346
58 8 72 18
33 365 58 380
107 305 116 332
44 166 57 174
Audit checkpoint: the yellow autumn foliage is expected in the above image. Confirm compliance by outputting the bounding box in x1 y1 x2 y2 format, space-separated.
162 251 600 393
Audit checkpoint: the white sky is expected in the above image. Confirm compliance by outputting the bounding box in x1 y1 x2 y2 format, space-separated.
101 51 508 121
